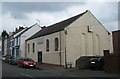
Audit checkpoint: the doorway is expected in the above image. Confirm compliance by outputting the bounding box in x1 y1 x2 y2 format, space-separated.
38 52 42 64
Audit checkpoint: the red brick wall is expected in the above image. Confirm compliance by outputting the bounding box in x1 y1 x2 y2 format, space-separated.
104 53 120 74
104 30 120 74
112 30 120 54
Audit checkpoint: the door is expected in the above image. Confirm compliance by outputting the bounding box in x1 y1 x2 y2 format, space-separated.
38 52 42 64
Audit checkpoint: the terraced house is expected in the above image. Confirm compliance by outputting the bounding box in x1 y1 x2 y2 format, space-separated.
11 23 41 59
26 10 113 67
0 36 2 54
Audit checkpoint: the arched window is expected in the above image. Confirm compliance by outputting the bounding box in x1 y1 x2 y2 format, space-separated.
33 43 35 53
28 44 30 53
46 39 49 52
55 38 59 51
81 33 86 56
95 34 100 55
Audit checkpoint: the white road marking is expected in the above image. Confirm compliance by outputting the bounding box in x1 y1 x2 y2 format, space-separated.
20 73 33 78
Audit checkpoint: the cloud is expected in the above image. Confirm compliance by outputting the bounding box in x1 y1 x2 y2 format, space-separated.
79 2 118 21
1 1 119 33
2 2 85 19
104 21 118 31
2 0 119 2
0 2 2 33
2 12 33 32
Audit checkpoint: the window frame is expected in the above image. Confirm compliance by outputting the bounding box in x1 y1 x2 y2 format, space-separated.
54 38 59 51
28 44 30 53
33 43 35 53
46 39 49 52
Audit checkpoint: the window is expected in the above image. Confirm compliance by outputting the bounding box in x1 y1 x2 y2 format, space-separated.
28 44 30 53
55 38 59 51
16 37 18 45
46 39 49 52
33 43 35 53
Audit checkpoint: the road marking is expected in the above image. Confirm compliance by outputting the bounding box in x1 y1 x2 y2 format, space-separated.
20 73 33 78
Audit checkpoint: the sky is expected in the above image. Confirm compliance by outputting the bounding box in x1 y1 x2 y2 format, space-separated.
0 0 120 34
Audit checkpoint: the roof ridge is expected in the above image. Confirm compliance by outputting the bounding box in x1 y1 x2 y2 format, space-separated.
26 10 88 41
48 10 88 28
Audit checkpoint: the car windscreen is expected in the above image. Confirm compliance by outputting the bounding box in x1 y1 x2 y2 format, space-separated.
90 58 100 61
23 58 33 61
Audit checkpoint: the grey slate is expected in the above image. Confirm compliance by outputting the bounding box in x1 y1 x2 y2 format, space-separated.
26 11 87 41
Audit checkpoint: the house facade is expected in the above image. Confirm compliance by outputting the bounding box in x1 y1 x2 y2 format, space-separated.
2 36 11 56
26 10 112 67
0 36 2 54
10 28 27 58
12 23 41 58
3 38 7 56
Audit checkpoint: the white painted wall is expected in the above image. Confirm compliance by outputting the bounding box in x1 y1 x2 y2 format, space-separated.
20 24 41 57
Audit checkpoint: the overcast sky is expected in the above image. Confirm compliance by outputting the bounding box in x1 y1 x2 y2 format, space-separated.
0 0 120 34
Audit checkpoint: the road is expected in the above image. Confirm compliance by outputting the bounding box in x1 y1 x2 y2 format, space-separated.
2 61 73 78
2 61 119 79
2 62 56 77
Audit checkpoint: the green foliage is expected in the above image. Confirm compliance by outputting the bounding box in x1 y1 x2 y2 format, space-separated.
1 30 9 39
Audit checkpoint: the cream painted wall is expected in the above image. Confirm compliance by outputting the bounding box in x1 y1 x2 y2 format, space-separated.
26 39 38 62
65 11 112 67
42 31 65 66
26 32 65 65
26 11 112 67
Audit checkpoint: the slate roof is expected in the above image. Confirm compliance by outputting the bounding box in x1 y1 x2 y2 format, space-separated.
26 11 88 41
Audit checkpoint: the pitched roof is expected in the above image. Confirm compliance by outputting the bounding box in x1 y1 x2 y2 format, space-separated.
26 11 87 41
15 28 29 38
15 23 39 38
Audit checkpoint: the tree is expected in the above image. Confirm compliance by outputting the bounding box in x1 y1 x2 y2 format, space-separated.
1 30 9 38
1 30 9 55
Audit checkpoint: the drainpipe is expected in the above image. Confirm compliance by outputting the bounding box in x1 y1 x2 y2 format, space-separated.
59 31 62 66
64 29 67 68
25 40 27 57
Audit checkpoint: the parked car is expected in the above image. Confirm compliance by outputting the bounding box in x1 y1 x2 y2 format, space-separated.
89 56 104 70
9 57 19 65
4 55 13 63
17 58 36 68
2 55 6 61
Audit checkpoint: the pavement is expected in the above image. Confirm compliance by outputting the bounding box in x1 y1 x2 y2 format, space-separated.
36 63 120 77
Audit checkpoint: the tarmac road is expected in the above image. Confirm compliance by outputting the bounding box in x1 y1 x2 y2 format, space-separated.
2 60 119 79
